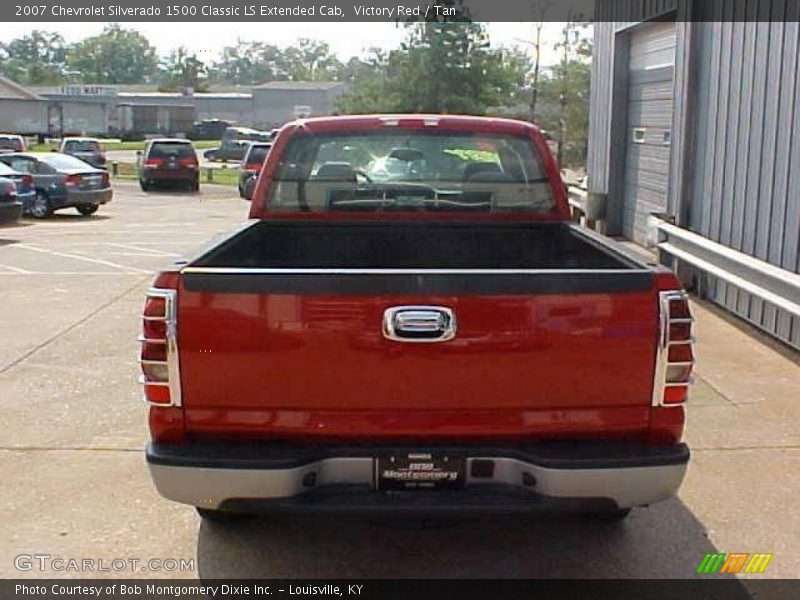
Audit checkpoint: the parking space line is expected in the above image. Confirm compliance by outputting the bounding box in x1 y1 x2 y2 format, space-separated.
0 272 148 275
15 244 152 274
106 242 181 257
0 265 32 274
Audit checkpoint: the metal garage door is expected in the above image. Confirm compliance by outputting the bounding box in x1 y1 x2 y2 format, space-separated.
623 21 676 243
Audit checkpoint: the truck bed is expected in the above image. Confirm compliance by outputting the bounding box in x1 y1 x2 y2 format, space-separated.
190 221 642 270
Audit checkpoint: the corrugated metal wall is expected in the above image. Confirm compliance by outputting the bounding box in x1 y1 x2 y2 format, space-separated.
587 0 678 195
589 0 800 349
687 5 800 348
623 22 676 243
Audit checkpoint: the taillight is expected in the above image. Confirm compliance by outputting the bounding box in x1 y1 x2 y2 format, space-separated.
653 291 695 407
178 156 197 168
139 281 180 407
101 172 109 186
64 174 81 186
1 180 15 195
243 162 260 173
144 158 163 169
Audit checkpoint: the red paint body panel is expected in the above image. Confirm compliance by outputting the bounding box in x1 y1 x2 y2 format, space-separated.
175 288 660 440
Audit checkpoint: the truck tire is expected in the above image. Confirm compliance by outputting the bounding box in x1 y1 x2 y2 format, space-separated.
196 507 253 523
76 205 99 216
30 191 53 219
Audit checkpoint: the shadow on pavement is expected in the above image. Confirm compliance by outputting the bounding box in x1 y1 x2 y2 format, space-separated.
196 498 745 581
44 213 113 222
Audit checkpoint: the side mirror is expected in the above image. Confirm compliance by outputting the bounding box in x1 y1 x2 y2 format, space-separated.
243 175 257 200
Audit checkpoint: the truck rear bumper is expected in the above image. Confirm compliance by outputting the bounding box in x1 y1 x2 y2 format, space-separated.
146 442 689 513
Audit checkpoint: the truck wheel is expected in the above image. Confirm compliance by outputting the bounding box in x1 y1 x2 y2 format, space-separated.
139 178 151 192
30 191 53 219
196 507 253 523
76 205 99 216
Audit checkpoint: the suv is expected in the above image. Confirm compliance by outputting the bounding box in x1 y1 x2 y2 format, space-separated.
58 137 107 169
0 134 26 154
138 139 199 192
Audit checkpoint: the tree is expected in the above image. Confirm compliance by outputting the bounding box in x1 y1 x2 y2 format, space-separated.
551 20 592 166
67 25 158 84
214 40 284 84
0 30 67 84
336 14 527 115
279 39 343 81
159 47 209 92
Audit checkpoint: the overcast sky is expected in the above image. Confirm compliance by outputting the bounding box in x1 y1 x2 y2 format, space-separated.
6 22 569 66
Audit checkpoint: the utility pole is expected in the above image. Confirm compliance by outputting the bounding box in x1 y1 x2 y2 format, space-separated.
556 14 572 168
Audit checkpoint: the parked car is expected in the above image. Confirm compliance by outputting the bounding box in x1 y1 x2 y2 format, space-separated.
0 152 112 218
188 119 232 141
0 161 36 215
0 134 26 154
238 142 272 198
141 115 694 524
58 137 107 169
204 127 272 162
0 177 23 226
137 139 199 192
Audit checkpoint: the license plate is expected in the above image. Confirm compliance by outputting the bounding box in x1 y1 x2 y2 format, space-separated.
84 176 100 187
377 452 465 490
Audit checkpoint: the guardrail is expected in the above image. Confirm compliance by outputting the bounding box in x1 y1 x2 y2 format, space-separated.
567 184 606 233
654 219 800 319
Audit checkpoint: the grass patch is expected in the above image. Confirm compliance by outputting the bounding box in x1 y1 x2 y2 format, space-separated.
29 139 220 152
110 162 238 187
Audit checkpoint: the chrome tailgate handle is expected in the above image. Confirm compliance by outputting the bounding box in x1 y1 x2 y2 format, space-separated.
382 306 456 343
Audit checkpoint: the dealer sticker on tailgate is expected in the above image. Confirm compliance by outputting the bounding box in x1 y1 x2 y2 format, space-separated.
377 452 465 490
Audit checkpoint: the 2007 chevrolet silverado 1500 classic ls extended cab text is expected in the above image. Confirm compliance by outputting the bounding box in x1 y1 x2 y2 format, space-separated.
140 115 694 522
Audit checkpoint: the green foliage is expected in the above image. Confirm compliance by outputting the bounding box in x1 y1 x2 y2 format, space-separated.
66 25 158 84
0 30 67 84
336 20 529 115
159 47 209 92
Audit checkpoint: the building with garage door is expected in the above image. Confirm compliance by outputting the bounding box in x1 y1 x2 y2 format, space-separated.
587 0 800 350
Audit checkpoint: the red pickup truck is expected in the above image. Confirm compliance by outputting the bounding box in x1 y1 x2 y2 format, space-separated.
141 115 693 523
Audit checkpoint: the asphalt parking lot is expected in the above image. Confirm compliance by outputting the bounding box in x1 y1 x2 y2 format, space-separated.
0 180 797 582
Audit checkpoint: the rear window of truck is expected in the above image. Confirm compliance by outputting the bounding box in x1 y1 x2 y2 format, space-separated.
266 131 555 213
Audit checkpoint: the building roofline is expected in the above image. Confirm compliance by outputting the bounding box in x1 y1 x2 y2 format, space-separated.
0 74 43 100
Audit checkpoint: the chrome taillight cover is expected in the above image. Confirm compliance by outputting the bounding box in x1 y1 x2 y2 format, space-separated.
139 288 181 407
652 290 695 407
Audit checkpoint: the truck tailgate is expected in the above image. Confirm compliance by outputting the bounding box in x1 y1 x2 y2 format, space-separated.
176 282 658 439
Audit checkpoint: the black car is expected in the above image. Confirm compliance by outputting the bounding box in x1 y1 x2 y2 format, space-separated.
238 142 272 198
0 153 112 218
0 177 23 226
188 119 232 141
